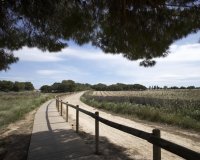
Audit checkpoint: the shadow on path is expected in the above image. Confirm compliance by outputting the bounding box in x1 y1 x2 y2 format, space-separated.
1 100 137 160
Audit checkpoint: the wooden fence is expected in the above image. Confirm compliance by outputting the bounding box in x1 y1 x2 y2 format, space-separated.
55 96 200 160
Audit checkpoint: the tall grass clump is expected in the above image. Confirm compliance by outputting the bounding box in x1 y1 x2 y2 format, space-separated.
0 91 54 129
81 91 200 132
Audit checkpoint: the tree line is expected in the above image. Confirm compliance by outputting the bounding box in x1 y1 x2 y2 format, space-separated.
149 86 198 90
0 80 34 92
1 79 198 93
40 81 147 93
40 80 199 93
40 80 91 93
92 83 147 91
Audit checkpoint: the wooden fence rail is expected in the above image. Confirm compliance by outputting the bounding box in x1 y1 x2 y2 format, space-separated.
55 97 200 160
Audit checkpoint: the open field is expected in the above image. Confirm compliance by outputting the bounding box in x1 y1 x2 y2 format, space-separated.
81 90 200 131
0 91 54 130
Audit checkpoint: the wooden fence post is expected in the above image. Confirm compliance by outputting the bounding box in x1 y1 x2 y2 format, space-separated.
76 105 79 133
66 102 68 122
153 129 161 160
95 111 99 154
58 98 60 112
61 100 63 116
57 99 59 110
56 99 58 110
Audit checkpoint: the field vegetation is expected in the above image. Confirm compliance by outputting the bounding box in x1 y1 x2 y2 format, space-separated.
0 91 54 129
81 90 200 131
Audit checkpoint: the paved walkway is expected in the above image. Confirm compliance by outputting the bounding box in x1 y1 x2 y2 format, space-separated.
28 100 99 160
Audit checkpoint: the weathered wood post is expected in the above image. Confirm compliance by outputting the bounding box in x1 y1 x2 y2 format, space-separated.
61 100 63 116
76 105 79 133
66 102 68 122
57 99 59 110
152 129 161 160
95 111 99 154
56 99 58 110
58 98 60 112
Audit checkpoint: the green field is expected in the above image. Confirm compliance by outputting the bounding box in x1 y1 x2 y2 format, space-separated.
0 92 54 129
81 90 200 131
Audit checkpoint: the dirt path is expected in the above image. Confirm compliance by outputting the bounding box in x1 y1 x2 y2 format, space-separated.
62 92 200 160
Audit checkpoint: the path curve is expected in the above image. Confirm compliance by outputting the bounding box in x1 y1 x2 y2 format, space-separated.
63 92 200 160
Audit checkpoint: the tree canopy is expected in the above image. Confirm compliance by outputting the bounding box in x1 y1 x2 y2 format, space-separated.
0 0 200 70
40 80 147 92
40 80 91 93
0 80 34 92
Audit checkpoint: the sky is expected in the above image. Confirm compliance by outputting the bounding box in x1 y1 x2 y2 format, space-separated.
0 31 200 89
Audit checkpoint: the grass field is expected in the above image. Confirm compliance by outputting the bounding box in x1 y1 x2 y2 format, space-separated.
81 90 200 131
0 91 54 129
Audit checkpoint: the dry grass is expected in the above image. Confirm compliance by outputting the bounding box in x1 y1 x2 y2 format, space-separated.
0 91 54 129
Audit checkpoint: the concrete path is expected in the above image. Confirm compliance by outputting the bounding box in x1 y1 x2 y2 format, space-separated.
28 100 99 160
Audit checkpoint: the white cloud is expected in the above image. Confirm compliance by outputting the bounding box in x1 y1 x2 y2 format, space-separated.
13 46 126 62
4 41 200 87
14 47 64 62
37 70 65 75
156 43 200 62
59 48 124 61
36 66 90 80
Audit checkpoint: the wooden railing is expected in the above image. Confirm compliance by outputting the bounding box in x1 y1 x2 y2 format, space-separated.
55 96 200 160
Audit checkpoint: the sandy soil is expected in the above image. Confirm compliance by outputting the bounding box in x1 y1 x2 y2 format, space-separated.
62 92 200 160
0 110 36 160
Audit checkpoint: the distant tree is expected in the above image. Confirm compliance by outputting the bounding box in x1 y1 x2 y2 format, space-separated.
180 86 186 89
187 86 195 89
108 84 120 91
40 81 147 92
0 80 14 91
92 83 107 91
170 86 179 89
40 85 52 93
61 80 76 92
41 80 91 93
75 83 91 91
131 84 147 90
24 82 34 90
92 83 146 91
163 86 168 89
12 82 25 91
51 83 61 92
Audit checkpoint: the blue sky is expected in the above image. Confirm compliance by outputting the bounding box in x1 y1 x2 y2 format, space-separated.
0 31 200 89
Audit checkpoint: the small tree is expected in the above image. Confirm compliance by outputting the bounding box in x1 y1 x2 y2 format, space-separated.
24 82 34 90
0 80 14 91
12 82 25 91
40 85 52 93
187 86 195 89
180 86 186 89
163 86 168 90
61 80 76 92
